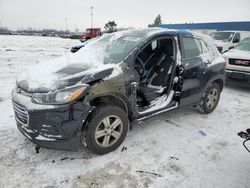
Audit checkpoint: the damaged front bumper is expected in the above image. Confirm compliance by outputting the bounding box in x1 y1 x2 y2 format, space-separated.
11 89 93 151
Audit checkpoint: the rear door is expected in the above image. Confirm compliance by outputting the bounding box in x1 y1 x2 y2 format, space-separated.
179 36 207 106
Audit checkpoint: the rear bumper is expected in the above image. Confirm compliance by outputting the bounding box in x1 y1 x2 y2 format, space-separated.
12 89 93 151
226 69 250 87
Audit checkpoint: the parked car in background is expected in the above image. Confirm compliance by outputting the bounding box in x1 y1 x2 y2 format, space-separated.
71 37 101 53
223 38 250 87
12 29 225 154
80 28 101 42
70 34 81 40
210 31 250 53
60 34 71 39
71 43 85 53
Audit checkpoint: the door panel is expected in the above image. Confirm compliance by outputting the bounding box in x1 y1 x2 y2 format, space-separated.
179 36 206 106
181 57 206 105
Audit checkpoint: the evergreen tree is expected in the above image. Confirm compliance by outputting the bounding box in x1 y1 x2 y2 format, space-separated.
154 15 162 25
104 21 117 32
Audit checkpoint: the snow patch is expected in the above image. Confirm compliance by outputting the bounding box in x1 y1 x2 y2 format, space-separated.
36 135 57 141
140 90 175 114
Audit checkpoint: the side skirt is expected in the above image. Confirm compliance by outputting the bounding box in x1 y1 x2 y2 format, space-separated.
136 102 178 122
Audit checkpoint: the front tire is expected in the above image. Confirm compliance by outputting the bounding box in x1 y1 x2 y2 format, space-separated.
85 105 129 155
200 83 221 114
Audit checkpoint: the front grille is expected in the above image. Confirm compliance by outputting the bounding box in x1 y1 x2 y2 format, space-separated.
229 58 250 67
13 101 29 127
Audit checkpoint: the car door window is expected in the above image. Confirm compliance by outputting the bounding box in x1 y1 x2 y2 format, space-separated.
151 40 158 50
200 40 209 54
182 37 202 59
199 39 213 61
233 33 240 43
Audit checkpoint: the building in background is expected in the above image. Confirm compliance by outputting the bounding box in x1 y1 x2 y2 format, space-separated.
149 21 250 35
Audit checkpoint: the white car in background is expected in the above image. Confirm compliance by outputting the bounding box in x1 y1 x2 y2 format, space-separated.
210 31 250 53
223 38 250 87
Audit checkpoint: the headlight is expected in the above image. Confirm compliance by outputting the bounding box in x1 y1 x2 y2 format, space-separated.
32 84 89 104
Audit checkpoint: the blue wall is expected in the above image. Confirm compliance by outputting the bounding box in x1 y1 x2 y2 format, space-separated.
149 21 250 31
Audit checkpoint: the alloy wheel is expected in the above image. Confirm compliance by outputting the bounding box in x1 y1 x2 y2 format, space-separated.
206 88 219 110
95 115 123 148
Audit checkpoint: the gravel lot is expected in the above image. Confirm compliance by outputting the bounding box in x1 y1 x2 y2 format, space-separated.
0 35 249 188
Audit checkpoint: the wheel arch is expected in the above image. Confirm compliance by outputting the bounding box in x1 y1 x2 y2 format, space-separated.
192 76 225 106
203 74 225 94
212 79 224 92
88 94 132 120
81 94 132 133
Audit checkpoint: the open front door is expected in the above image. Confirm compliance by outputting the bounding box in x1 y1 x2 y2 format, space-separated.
133 36 179 118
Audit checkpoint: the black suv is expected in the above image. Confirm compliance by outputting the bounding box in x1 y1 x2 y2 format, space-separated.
12 29 226 154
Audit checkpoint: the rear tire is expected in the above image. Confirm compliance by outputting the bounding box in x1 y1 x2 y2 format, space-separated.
85 105 129 155
200 83 221 114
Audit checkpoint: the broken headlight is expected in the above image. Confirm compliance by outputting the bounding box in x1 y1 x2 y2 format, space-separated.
32 84 89 105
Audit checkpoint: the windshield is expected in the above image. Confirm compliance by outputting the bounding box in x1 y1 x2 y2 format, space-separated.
209 32 234 42
86 29 92 34
77 31 147 64
234 38 250 51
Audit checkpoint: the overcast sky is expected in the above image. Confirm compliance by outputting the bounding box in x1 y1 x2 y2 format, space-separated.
0 0 250 31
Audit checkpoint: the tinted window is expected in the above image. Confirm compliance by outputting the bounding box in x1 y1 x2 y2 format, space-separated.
182 37 202 59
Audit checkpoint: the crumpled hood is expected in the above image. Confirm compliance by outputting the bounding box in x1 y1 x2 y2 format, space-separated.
16 49 122 93
16 30 151 93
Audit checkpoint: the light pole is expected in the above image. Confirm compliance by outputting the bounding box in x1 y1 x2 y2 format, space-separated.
90 6 94 28
65 18 68 33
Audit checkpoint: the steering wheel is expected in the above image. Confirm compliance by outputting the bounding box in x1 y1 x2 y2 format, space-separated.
135 57 145 77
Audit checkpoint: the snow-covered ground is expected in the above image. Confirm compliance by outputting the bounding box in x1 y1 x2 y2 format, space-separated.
0 35 250 188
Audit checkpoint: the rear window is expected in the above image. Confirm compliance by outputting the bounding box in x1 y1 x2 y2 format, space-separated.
182 37 202 59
